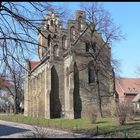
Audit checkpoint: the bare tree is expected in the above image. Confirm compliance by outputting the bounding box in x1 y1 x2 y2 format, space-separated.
0 76 14 113
0 2 124 117
0 58 24 114
70 2 125 117
0 2 68 72
0 2 68 113
81 2 125 117
111 57 122 77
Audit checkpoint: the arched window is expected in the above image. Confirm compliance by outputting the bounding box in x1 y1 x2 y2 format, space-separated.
92 42 97 52
55 24 57 32
70 26 75 41
48 34 51 47
51 20 53 26
53 45 59 56
42 48 45 57
62 35 67 49
47 24 49 30
78 16 82 31
88 61 95 84
85 42 90 52
53 34 57 39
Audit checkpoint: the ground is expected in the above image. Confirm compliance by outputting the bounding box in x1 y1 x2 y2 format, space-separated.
0 120 87 138
0 114 140 138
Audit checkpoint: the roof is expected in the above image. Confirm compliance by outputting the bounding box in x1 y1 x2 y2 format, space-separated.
132 93 140 102
29 61 39 70
0 77 13 88
115 77 140 95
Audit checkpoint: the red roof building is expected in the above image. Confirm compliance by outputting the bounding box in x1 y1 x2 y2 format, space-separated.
115 77 140 104
0 77 14 113
29 61 39 71
0 77 13 88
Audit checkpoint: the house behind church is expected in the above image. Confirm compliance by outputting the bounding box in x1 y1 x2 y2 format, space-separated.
0 76 14 113
115 77 140 111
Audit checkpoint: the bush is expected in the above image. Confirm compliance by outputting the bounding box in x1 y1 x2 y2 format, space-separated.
115 102 135 125
30 126 49 138
116 102 127 125
126 104 135 122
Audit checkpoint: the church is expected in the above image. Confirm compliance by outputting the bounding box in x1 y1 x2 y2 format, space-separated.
24 10 116 119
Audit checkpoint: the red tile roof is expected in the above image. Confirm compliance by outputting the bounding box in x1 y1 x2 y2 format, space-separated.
29 61 39 70
115 77 140 94
0 77 13 88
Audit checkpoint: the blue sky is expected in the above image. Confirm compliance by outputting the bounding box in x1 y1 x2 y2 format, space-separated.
53 2 140 78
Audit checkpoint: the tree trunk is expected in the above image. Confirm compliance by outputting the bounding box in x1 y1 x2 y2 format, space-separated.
14 95 18 114
95 70 103 118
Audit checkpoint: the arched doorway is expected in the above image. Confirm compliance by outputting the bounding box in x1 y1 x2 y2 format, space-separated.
50 66 61 118
73 62 82 118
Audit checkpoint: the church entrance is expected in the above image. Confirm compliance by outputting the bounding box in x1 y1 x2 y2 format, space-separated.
50 66 61 118
73 62 82 118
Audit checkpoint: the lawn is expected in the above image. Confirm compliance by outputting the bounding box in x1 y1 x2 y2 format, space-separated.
0 114 140 138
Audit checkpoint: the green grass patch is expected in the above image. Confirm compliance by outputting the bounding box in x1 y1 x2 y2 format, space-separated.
0 114 140 138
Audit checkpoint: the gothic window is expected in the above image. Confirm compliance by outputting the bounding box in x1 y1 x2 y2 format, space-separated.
55 24 57 32
42 48 45 57
53 45 59 56
88 61 95 84
47 24 49 30
48 34 51 47
70 26 75 41
92 42 97 52
51 20 53 26
78 16 82 31
62 35 67 49
85 42 90 52
53 34 57 39
85 42 97 53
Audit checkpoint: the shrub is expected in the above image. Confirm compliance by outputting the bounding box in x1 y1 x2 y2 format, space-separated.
115 101 136 125
116 102 127 125
31 126 49 138
126 104 135 122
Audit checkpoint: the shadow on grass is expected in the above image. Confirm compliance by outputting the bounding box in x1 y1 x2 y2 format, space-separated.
96 121 108 124
125 121 140 127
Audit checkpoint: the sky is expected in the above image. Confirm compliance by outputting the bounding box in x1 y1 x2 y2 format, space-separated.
53 2 140 78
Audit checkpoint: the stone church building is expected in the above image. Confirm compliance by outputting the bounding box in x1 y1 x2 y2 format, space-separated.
24 10 115 119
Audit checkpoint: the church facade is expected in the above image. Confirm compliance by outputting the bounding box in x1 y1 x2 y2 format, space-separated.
24 10 116 119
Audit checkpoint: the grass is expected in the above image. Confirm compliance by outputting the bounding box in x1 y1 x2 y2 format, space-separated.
0 114 140 138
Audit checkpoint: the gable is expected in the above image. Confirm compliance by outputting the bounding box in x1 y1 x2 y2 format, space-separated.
115 77 140 95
